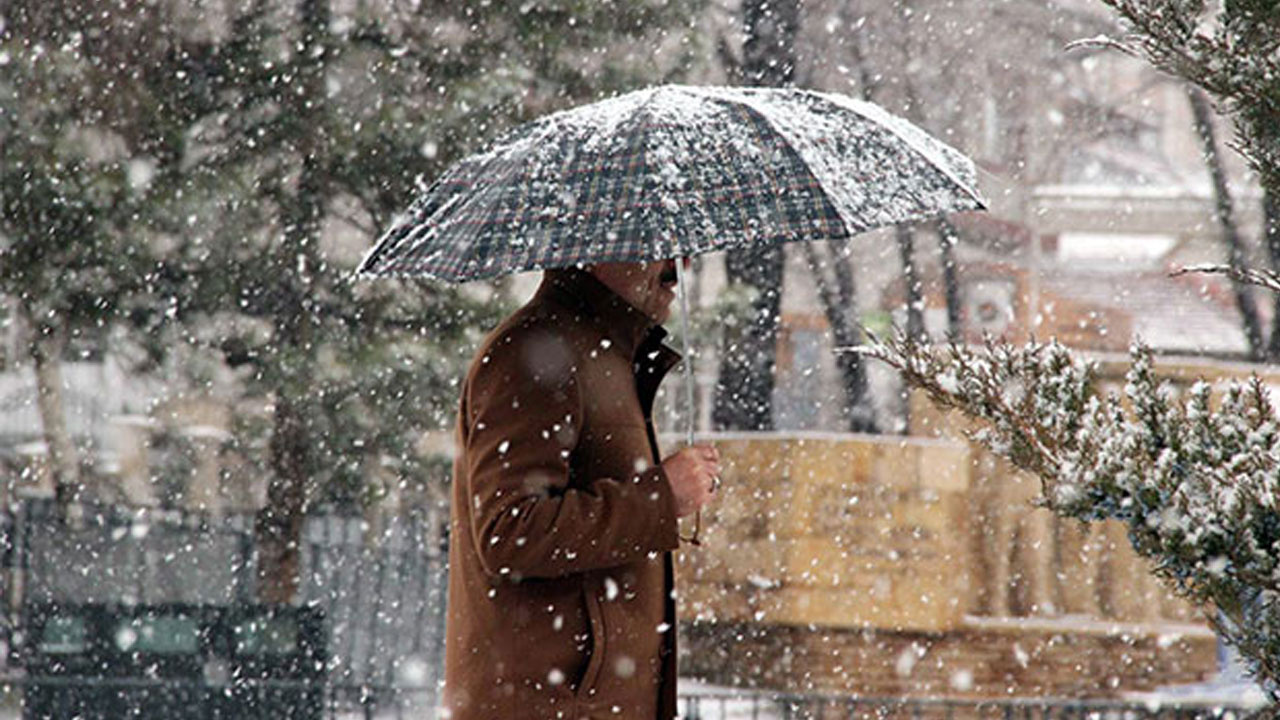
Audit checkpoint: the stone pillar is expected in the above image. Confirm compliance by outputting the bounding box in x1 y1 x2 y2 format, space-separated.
1099 521 1167 622
13 444 55 498
109 415 159 506
971 452 1011 616
976 456 1042 617
181 426 229 513
1055 518 1102 616
1017 509 1057 615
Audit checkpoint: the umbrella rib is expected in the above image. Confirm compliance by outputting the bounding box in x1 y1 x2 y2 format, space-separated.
648 88 756 257
652 87 727 259
711 89 859 242
810 89 987 209
356 185 466 280
733 89 984 233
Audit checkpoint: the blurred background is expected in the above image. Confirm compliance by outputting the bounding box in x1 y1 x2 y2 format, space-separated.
0 0 1271 716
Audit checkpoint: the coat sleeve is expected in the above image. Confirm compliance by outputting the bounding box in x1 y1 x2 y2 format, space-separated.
463 331 680 581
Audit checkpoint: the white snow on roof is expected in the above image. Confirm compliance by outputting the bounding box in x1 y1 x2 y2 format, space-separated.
1035 184 1212 200
1057 232 1176 265
178 425 231 441
1042 269 1248 355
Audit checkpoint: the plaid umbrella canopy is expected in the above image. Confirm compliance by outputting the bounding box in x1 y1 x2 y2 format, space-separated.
356 84 985 281
357 84 986 455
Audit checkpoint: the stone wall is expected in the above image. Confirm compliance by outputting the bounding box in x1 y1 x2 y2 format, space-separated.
906 385 1211 625
681 616 1216 699
677 433 973 633
675 432 1219 697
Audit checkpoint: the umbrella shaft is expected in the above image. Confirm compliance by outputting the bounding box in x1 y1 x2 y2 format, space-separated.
676 259 696 447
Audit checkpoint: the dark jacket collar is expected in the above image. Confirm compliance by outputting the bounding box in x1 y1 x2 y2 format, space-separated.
537 268 675 361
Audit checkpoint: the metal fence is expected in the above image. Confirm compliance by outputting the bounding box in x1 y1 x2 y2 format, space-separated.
0 682 1266 720
0 677 435 720
297 510 448 711
0 498 449 717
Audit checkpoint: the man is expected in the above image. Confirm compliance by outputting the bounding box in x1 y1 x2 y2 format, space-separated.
443 259 721 719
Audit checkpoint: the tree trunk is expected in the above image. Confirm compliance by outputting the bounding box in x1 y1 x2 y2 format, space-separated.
713 247 783 431
256 392 311 604
801 240 877 432
740 0 800 86
26 318 81 506
897 225 926 341
1264 189 1280 360
712 0 799 432
1189 87 1263 361
936 218 963 343
254 0 329 605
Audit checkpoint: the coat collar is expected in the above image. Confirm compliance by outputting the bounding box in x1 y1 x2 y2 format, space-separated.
537 268 679 365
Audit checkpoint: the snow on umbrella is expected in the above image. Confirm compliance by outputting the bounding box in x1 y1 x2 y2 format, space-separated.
358 84 984 282
356 84 987 444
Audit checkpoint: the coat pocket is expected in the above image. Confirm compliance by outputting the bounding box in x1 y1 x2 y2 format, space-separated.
574 583 607 700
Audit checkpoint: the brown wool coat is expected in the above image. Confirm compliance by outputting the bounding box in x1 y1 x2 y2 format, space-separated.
443 269 683 720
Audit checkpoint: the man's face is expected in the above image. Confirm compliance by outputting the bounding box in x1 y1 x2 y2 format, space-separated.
588 258 685 325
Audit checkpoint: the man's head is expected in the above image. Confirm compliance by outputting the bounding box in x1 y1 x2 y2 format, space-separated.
587 258 687 325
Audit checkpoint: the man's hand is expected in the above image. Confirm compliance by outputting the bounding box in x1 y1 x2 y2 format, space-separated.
662 444 721 518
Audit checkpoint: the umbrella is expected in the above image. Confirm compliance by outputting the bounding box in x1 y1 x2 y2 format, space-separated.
357 84 986 445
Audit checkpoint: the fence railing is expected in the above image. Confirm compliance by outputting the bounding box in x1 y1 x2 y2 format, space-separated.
0 681 1263 720
0 498 449 717
0 675 437 720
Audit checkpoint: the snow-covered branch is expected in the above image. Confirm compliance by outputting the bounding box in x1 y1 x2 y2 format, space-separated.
1089 0 1280 195
857 332 1280 701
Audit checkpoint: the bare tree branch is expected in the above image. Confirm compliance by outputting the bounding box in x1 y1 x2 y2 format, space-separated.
1171 264 1280 296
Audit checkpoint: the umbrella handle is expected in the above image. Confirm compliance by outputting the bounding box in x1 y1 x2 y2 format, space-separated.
680 511 703 547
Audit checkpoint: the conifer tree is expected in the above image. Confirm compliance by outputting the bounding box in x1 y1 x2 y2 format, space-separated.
2 0 706 601
864 332 1280 701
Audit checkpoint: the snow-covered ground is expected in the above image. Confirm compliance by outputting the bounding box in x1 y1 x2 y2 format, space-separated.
678 677 1273 720
1124 650 1270 709
679 680 789 719
0 674 1264 719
